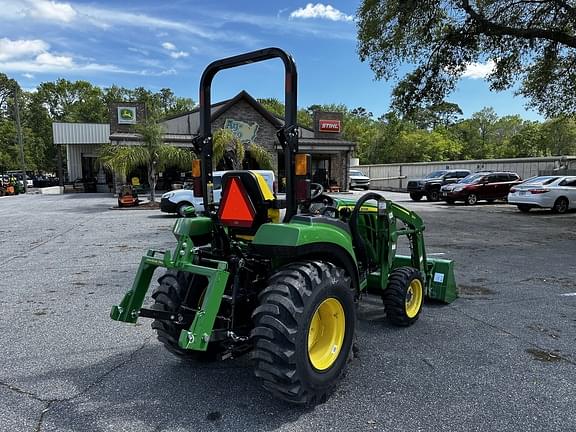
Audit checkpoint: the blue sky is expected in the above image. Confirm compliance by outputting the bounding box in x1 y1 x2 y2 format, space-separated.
0 0 542 121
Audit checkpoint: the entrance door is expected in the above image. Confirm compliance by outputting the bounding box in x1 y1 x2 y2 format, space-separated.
81 156 97 179
312 157 331 188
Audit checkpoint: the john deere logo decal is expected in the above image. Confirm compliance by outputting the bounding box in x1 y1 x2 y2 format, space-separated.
118 106 137 124
120 109 133 120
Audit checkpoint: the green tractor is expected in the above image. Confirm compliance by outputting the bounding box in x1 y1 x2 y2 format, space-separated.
111 48 457 405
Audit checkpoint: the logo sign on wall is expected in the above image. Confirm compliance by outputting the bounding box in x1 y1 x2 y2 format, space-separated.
118 107 137 124
319 119 341 133
224 119 259 143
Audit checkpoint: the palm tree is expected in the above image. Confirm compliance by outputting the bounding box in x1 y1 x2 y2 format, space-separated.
99 118 195 203
212 128 273 170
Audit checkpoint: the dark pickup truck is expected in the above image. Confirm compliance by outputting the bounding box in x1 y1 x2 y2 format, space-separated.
407 169 471 201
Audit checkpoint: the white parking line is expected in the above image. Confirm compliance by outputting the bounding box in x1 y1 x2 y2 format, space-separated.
560 292 576 297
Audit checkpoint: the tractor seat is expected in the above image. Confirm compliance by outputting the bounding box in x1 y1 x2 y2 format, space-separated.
218 171 279 236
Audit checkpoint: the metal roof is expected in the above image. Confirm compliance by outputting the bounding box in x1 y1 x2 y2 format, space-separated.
53 123 110 145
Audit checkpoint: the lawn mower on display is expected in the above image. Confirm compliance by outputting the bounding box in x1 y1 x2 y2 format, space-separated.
117 184 140 208
111 47 457 405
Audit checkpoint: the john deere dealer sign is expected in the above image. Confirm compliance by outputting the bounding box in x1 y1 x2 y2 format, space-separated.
118 107 137 124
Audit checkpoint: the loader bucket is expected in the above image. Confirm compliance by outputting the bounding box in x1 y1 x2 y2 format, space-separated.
426 258 457 303
392 255 457 303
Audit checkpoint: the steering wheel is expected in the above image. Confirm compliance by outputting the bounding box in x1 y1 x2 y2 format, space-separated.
310 183 324 200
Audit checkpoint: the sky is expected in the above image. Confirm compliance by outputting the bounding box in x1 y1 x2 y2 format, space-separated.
0 0 542 121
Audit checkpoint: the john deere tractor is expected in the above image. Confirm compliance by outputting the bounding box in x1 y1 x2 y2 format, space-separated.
111 48 457 405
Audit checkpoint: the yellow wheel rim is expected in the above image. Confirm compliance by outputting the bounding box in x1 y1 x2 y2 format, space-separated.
307 298 345 371
405 279 423 318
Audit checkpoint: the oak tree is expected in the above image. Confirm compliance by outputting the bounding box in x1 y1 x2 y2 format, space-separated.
357 0 576 117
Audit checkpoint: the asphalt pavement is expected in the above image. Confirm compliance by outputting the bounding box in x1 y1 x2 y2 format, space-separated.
0 191 574 432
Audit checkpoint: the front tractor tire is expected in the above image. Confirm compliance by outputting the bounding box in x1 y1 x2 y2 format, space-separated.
252 261 356 405
383 267 424 326
151 270 220 361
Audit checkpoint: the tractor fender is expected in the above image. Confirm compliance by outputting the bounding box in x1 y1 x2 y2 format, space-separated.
250 219 360 293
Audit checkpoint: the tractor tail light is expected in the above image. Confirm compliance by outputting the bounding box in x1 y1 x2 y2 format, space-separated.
192 159 201 178
295 154 311 176
529 189 549 194
295 179 310 202
192 160 202 197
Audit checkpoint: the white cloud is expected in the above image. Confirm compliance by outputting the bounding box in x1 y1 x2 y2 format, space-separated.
169 50 188 59
76 5 218 39
0 38 49 61
0 2 259 48
0 37 174 76
290 3 353 22
462 60 496 79
27 0 77 23
35 52 74 67
161 42 189 59
128 47 149 56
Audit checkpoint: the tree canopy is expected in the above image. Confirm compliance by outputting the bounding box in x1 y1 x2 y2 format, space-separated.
357 0 576 117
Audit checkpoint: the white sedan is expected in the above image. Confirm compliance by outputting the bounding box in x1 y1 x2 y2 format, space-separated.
508 176 576 214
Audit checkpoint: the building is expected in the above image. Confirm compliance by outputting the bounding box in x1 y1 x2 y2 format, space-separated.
54 91 356 192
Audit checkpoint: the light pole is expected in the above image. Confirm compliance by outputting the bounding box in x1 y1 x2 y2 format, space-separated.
14 85 27 194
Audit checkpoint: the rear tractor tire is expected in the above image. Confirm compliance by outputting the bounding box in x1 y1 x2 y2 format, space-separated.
151 270 221 361
252 261 356 405
383 267 424 326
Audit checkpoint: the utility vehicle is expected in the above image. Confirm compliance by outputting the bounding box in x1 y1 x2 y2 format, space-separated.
111 48 457 405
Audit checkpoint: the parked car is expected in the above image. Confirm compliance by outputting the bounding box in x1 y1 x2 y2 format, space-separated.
441 171 522 205
6 171 33 188
349 169 371 190
407 169 471 201
508 175 576 214
160 170 276 216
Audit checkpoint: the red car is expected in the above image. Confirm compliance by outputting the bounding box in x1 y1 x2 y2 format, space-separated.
440 172 522 205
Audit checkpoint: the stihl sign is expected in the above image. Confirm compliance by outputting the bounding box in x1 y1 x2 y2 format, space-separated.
318 119 341 133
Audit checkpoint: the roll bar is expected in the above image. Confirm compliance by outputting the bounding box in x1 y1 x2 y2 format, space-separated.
198 47 299 221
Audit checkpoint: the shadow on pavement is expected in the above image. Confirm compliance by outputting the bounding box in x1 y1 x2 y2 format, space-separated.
43 345 309 431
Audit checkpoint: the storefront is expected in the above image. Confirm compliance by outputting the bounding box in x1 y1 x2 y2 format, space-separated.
55 91 356 191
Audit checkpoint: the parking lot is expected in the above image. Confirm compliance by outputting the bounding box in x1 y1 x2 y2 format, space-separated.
1 192 574 432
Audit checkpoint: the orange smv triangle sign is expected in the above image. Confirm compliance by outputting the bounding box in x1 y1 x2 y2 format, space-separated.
218 177 256 228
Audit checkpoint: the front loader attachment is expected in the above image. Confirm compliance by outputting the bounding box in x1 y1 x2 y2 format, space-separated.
110 234 229 351
392 255 457 303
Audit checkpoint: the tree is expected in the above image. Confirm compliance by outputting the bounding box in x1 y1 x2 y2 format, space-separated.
357 0 576 117
257 97 313 128
540 117 576 155
36 79 107 122
0 73 18 119
99 117 195 203
212 128 273 170
406 102 464 130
